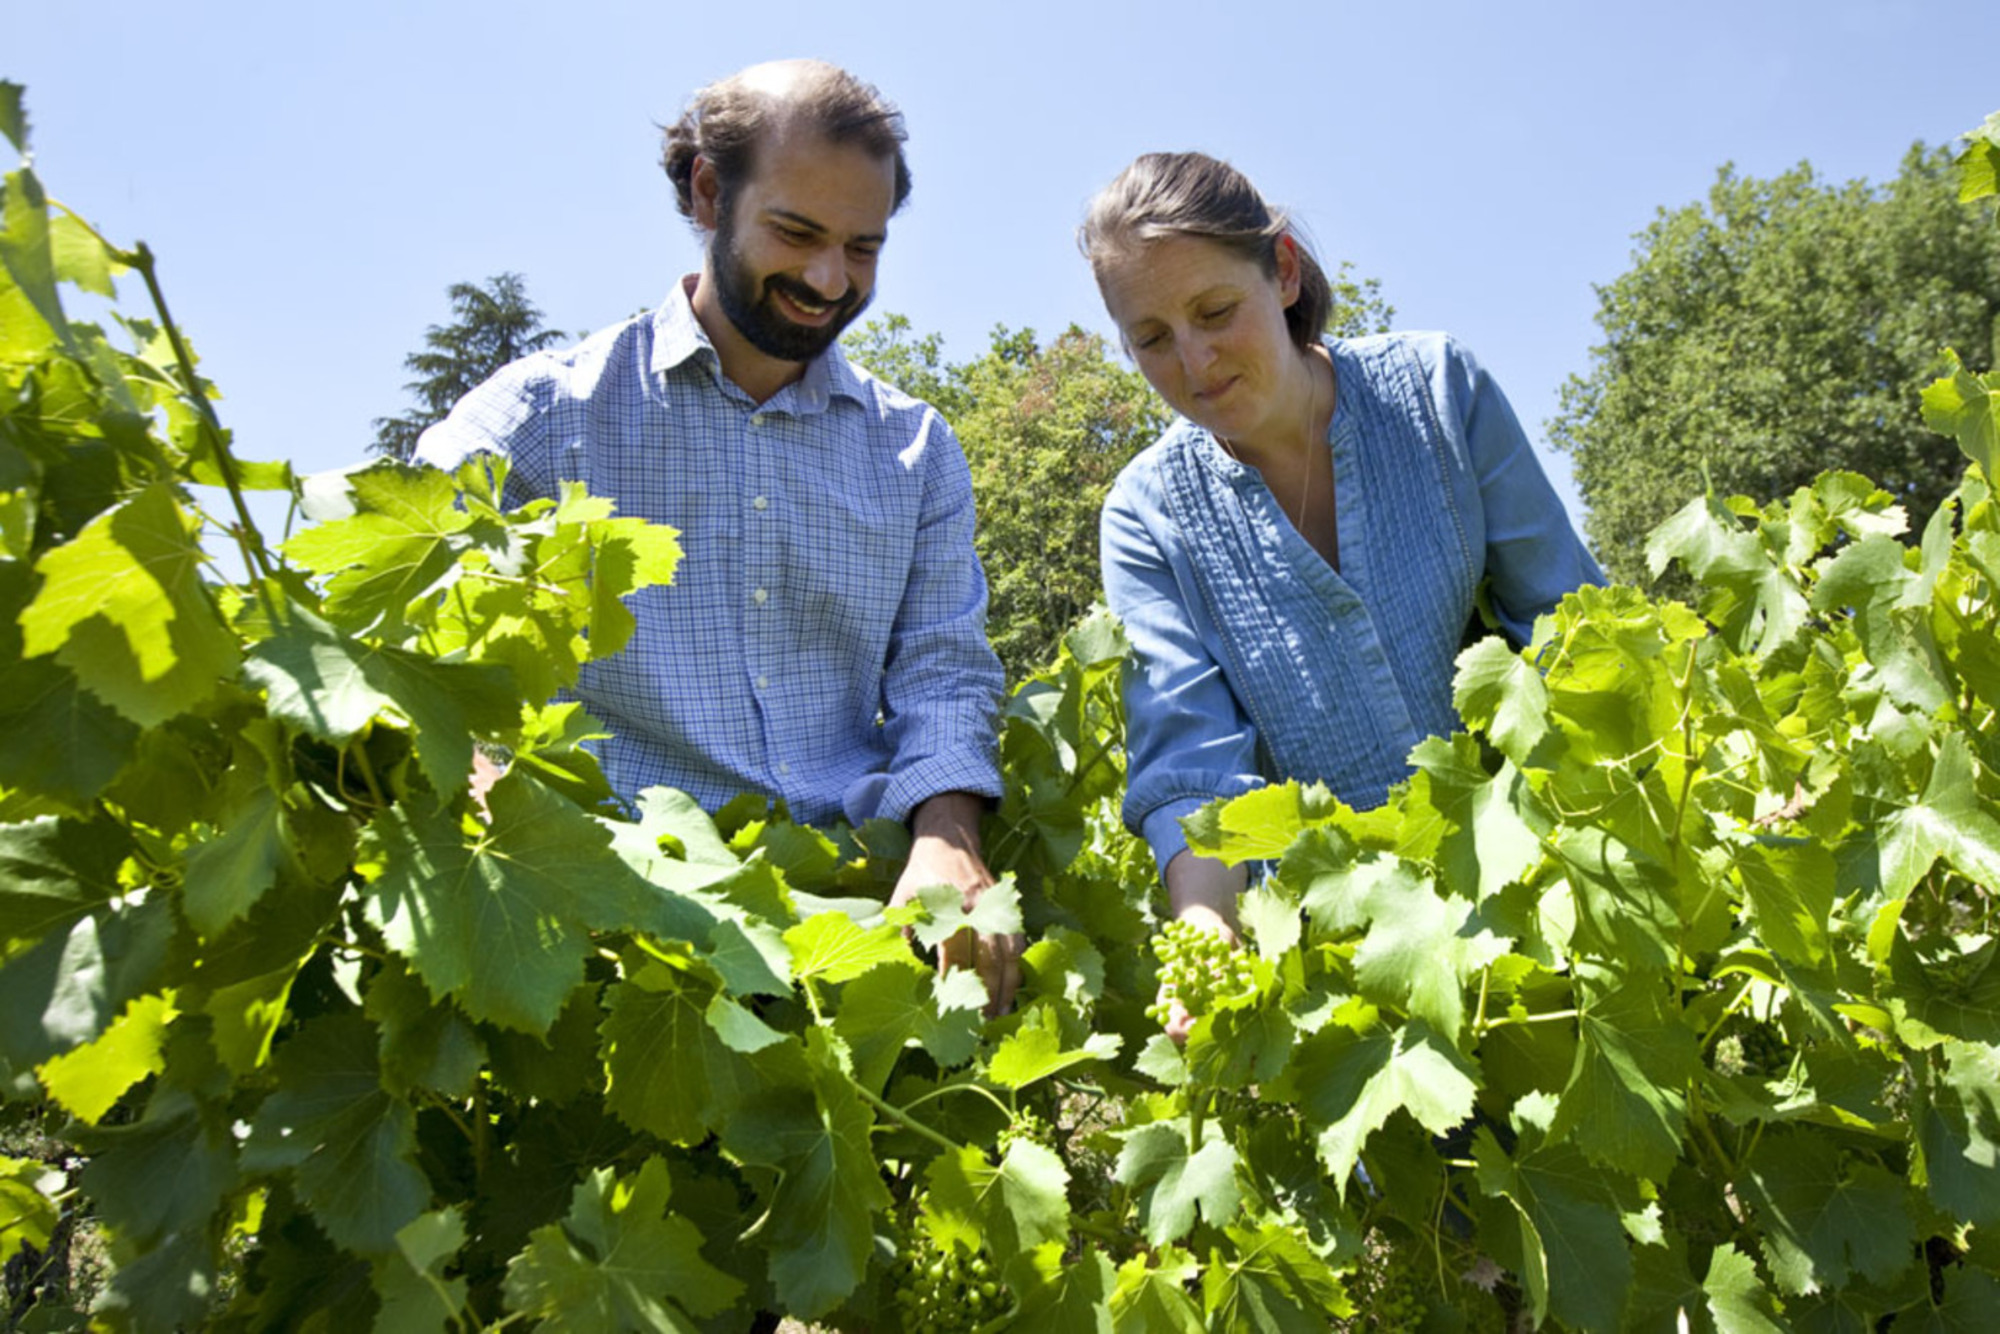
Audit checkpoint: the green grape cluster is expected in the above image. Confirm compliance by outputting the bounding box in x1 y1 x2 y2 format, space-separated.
1147 918 1258 1024
997 1106 1054 1156
890 1223 1005 1333
1349 1246 1427 1334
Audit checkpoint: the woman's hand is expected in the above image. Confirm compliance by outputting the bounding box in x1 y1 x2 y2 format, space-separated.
1157 850 1248 1044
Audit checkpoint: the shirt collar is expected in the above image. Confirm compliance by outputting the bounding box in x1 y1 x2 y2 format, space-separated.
648 275 869 413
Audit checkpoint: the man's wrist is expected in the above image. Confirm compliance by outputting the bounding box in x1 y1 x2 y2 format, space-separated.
909 790 985 848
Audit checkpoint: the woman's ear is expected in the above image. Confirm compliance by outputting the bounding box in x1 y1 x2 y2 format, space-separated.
1276 234 1303 308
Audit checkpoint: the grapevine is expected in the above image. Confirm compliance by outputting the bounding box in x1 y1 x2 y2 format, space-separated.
3 82 2000 1333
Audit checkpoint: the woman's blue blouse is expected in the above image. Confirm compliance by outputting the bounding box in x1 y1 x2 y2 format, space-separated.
1099 331 1603 873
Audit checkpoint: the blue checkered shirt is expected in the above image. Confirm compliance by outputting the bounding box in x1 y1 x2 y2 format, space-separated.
415 279 1005 826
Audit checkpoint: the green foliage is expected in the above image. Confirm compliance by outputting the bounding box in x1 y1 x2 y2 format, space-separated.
370 272 565 461
1550 145 2000 583
11 82 2000 1334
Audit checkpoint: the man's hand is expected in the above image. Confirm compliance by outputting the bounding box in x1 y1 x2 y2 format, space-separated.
889 792 1022 1018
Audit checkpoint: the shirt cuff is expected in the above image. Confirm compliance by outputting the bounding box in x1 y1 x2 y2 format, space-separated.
1140 795 1214 879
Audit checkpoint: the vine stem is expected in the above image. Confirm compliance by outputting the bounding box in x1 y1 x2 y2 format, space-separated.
124 241 276 583
1476 1007 1579 1034
850 1080 965 1156
895 1081 1014 1122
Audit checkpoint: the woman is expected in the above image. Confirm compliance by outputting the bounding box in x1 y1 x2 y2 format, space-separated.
1082 153 1600 1032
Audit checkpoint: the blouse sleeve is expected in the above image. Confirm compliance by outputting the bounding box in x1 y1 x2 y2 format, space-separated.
1431 336 1603 643
1099 461 1266 874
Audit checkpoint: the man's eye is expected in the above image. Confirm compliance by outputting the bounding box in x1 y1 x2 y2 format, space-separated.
1198 304 1236 324
1132 332 1165 352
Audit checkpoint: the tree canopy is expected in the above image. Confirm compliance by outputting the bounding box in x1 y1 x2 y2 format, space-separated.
847 265 1392 683
371 273 565 460
1549 145 2000 582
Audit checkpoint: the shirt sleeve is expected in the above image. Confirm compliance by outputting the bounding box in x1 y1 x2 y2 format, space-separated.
1432 337 1603 644
1100 463 1265 874
410 360 556 506
868 410 1007 826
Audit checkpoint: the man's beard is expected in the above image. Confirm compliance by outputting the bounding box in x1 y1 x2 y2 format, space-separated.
711 206 871 363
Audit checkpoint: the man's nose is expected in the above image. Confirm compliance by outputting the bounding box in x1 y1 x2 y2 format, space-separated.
801 247 849 301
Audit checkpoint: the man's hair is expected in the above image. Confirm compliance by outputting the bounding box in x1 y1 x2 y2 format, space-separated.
661 59 912 221
1078 151 1333 353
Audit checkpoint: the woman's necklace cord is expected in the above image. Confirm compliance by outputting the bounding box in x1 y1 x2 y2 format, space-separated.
1219 351 1323 533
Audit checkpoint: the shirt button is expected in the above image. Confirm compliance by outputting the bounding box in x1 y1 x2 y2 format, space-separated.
755 674 769 690
752 587 769 606
750 413 767 427
752 495 769 511
777 761 791 776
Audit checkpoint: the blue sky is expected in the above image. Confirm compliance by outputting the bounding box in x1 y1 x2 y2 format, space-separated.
10 0 1990 546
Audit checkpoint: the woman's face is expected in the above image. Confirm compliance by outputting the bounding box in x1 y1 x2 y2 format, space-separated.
1095 233 1302 446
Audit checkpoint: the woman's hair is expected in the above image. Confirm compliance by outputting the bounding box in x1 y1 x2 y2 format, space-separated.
660 59 912 221
1079 152 1332 351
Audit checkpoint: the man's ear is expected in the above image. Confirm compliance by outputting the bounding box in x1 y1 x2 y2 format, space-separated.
690 154 722 231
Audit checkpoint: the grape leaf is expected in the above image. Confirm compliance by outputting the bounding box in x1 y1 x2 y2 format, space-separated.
1011 1240 1118 1333
987 1001 1122 1090
783 909 915 986
37 991 175 1124
1645 491 1809 653
283 462 474 629
1921 349 2000 480
1111 1248 1205 1334
1547 974 1700 1183
1200 1222 1352 1331
1454 634 1554 767
20 481 239 726
910 873 1022 949
361 771 665 1033
1406 736 1548 902
370 1208 469 1334
1554 827 1680 973
0 894 173 1072
1293 1018 1480 1193
1738 1129 1915 1296
1 164 62 355
1114 1120 1242 1246
1472 1130 1632 1332
1181 782 1339 863
1872 733 2000 901
832 963 983 1092
503 1158 742 1331
923 1139 1070 1259
0 814 129 950
0 564 141 806
0 1155 56 1266
600 965 804 1144
241 1013 429 1256
1703 1242 1788 1333
1915 1039 2000 1228
365 956 484 1099
722 1029 891 1317
79 1085 235 1246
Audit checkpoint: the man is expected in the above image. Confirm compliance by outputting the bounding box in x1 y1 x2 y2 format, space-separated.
415 59 1019 1012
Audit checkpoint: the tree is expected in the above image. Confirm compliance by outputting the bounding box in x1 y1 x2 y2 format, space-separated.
371 273 564 460
1549 145 2000 582
845 271 1391 683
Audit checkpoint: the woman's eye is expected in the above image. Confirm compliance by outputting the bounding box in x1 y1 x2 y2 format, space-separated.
1198 304 1236 324
1132 332 1165 352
